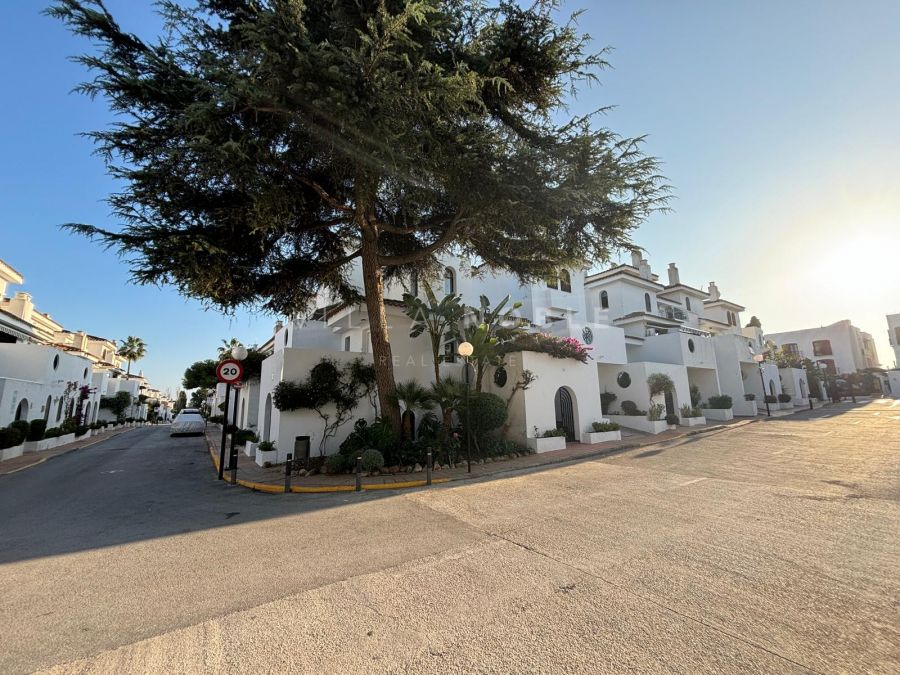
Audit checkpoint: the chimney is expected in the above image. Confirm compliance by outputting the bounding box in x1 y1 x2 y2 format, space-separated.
667 263 680 286
274 319 284 334
708 281 720 301
630 250 642 268
639 258 652 280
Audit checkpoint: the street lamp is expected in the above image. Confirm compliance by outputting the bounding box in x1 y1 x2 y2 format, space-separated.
752 352 771 417
457 341 474 473
224 344 248 484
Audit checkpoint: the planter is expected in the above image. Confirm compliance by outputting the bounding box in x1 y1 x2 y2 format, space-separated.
733 400 757 417
794 398 809 408
679 416 706 427
58 433 76 446
526 436 567 453
615 416 669 435
581 430 622 444
779 401 793 410
255 448 278 467
1 443 25 462
702 408 734 422
244 441 258 458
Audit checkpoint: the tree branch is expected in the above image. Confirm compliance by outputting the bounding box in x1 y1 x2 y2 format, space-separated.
377 215 464 267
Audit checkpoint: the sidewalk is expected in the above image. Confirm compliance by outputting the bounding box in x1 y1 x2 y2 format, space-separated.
0 426 139 476
206 417 758 494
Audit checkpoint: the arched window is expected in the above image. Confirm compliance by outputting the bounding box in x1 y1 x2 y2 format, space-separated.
443 267 455 294
685 297 691 312
644 293 652 313
600 291 609 309
558 269 572 293
56 397 63 422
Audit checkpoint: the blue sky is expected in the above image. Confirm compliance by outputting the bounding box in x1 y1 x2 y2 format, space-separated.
1 1 898 395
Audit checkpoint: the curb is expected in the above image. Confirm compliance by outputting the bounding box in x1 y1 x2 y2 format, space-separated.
0 427 139 477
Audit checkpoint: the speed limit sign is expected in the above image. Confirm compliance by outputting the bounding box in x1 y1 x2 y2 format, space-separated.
216 359 244 384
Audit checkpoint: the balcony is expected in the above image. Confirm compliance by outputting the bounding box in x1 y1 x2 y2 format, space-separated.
636 329 716 368
657 305 687 322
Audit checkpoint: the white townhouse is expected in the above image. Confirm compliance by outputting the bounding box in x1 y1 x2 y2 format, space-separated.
767 319 881 375
248 247 802 463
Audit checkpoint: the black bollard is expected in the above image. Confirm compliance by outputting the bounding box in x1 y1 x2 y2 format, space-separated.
284 453 293 493
355 456 363 492
426 451 432 486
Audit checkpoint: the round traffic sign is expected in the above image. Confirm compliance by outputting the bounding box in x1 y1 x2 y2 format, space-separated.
216 359 244 384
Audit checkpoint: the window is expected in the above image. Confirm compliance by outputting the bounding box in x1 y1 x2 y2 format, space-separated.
685 297 691 312
617 371 631 388
812 339 833 356
444 339 457 364
783 343 799 355
558 269 572 293
545 272 558 289
644 293 652 313
343 336 351 352
52 354 59 370
600 290 609 309
895 327 900 345
443 267 456 295
688 338 695 353
493 367 508 388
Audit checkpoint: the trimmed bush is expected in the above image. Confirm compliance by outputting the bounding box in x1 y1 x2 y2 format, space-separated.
324 453 349 474
665 414 679 425
75 425 89 437
621 400 641 416
744 393 756 401
706 395 733 409
591 421 620 432
541 428 567 438
44 427 62 439
233 429 258 445
360 448 385 473
28 419 48 441
690 383 702 407
481 438 529 458
11 420 30 439
0 426 26 449
647 403 665 421
777 393 792 403
600 391 617 410
764 395 777 404
257 440 276 453
461 392 507 436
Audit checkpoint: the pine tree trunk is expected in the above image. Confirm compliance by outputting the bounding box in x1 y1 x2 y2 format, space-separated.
360 224 401 430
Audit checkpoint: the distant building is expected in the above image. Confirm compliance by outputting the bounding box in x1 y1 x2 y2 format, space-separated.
887 313 900 368
767 319 880 374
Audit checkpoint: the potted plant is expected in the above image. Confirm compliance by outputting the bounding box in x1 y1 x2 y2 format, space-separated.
777 393 793 410
678 404 706 427
527 427 567 453
614 400 666 434
255 440 278 467
702 394 734 421
582 421 621 444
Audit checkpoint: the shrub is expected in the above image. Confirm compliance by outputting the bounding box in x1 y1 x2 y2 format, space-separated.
647 403 665 421
541 428 567 438
324 452 349 474
591 421 620 432
44 427 62 439
647 373 675 399
777 393 792 403
665 413 679 425
75 425 89 437
744 393 756 401
257 440 276 453
461 392 507 436
0 426 26 449
60 417 77 434
621 400 641 416
360 448 385 472
764 395 778 404
126 417 135 423
233 429 258 445
11 420 30 437
600 391 617 410
481 438 528 458
28 419 48 442
340 418 397 460
498 332 591 363
690 383 702 407
706 395 733 409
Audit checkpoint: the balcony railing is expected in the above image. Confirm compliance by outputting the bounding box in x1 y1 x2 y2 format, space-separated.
657 306 687 321
646 326 711 338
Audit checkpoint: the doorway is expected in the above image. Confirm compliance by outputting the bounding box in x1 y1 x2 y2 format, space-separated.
554 387 576 441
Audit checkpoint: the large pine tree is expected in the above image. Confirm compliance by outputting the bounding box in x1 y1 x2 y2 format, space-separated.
50 0 667 428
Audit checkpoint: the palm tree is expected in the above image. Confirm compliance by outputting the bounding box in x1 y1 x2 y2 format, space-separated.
389 380 435 441
218 337 241 358
403 285 466 384
117 336 147 377
460 294 525 391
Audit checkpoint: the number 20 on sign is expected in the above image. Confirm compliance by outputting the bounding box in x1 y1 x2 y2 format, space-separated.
216 359 244 384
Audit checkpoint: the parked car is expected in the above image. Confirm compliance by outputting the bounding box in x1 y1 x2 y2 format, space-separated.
170 411 206 436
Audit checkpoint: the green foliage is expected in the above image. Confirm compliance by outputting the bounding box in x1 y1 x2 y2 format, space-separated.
592 421 620 432
744 393 756 401
52 0 666 427
541 428 567 438
389 380 435 412
777 393 792 403
116 336 146 376
324 453 350 474
647 373 675 399
647 403 665 421
680 404 702 419
480 438 529 458
764 395 778 404
28 419 48 442
665 413 679 425
257 441 276 453
746 316 762 328
0 426 26 449
689 384 702 407
600 391 617 410
460 392 508 437
706 395 733 409
75 425 89 437
498 333 591 363
10 420 30 438
620 400 642 416
340 418 398 460
175 391 188 412
60 417 77 434
44 427 62 439
403 285 466 382
233 429 258 446
360 448 385 473
99 390 133 422
182 360 218 390
457 295 528 391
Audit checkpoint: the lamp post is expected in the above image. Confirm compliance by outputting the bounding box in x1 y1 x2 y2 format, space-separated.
457 341 474 473
753 353 771 417
227 345 248 484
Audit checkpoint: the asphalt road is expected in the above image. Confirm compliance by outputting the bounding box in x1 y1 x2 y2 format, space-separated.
1 401 898 673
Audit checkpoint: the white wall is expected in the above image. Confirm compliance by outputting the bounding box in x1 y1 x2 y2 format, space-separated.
597 361 690 417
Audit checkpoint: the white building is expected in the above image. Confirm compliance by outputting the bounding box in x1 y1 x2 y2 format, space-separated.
886 313 900 369
767 319 881 375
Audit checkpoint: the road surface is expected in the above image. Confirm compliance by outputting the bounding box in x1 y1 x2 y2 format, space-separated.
0 400 897 673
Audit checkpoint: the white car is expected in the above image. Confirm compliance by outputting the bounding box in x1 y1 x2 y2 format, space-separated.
170 411 206 436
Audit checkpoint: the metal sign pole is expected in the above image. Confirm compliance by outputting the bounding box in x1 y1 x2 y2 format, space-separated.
229 382 240 485
218 383 231 480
